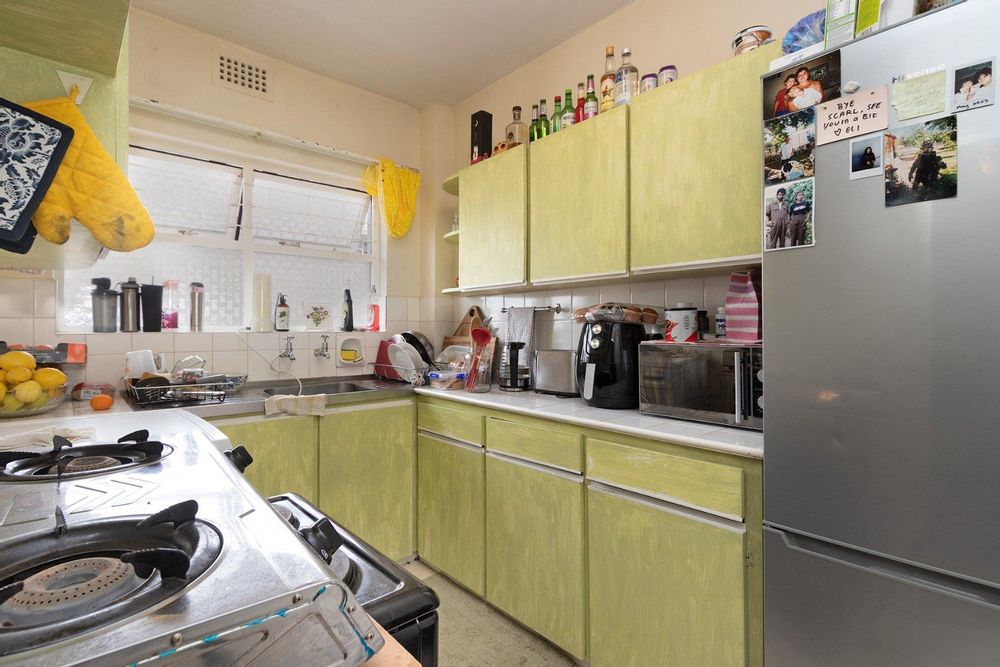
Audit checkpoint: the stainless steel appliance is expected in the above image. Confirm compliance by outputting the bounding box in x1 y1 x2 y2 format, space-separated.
498 341 531 392
576 321 645 409
638 340 762 430
764 3 1000 663
533 349 578 397
0 411 382 666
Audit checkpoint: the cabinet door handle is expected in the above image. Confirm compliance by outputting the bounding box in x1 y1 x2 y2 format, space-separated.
733 350 743 424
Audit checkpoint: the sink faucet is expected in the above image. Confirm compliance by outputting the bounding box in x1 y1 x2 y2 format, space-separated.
314 334 331 359
279 336 295 361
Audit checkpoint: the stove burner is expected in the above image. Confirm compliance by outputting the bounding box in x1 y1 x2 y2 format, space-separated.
4 558 144 621
47 456 121 474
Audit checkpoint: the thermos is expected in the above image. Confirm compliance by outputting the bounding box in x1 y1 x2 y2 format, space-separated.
190 282 205 332
342 289 354 332
119 277 141 333
140 282 163 332
91 278 118 333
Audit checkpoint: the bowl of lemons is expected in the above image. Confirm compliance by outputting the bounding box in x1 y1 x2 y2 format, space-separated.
0 351 69 418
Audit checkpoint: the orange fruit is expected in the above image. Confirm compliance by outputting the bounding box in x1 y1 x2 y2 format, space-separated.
90 394 114 411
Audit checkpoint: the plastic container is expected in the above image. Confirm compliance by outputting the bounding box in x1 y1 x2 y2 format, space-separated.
658 65 678 86
428 370 467 390
161 279 180 330
715 307 727 337
640 73 658 93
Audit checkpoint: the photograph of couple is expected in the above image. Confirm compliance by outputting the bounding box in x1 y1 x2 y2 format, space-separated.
763 52 841 121
764 109 815 185
763 178 815 251
953 60 993 112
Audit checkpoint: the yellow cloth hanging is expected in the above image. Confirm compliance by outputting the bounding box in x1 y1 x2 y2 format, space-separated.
363 158 420 239
24 86 154 251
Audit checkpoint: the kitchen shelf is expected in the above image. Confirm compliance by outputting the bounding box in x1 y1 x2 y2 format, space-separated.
443 230 460 244
441 287 462 294
442 172 460 196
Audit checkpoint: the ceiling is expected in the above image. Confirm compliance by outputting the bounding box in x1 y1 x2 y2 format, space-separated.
132 0 634 108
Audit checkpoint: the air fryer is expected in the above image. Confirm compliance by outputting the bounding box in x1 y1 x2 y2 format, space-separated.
576 322 646 409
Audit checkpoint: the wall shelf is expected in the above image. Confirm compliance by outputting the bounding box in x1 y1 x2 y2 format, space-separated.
443 230 460 244
442 172 460 196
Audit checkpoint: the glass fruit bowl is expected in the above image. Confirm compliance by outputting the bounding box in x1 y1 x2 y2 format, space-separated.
0 383 68 418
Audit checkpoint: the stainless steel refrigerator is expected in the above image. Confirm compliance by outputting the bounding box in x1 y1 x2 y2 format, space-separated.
763 2 1000 664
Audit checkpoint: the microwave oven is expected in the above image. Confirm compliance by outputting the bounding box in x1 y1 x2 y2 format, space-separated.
638 340 763 430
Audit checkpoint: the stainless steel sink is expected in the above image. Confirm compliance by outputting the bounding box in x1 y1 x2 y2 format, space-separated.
263 382 374 396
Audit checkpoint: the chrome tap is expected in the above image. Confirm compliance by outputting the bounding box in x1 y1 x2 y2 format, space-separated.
314 334 331 359
279 336 295 361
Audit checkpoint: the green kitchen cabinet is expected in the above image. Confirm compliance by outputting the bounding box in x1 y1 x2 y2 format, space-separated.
485 453 587 659
212 415 318 504
629 43 780 272
529 105 629 284
588 483 748 667
318 400 415 561
458 144 528 290
416 433 485 595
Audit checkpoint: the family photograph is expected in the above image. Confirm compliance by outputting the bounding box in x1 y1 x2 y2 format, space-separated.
762 52 841 121
764 108 815 185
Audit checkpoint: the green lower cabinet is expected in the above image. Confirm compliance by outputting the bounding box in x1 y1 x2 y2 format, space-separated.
588 483 747 667
212 415 318 504
318 401 415 561
416 433 485 595
485 454 587 659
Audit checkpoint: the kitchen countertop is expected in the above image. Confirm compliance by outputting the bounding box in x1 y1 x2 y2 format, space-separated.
414 387 764 459
370 620 419 666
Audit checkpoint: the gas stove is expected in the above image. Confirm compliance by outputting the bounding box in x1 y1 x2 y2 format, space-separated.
0 410 383 666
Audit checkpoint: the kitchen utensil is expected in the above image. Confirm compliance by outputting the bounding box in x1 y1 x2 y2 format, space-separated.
140 282 163 332
125 350 158 377
190 282 205 332
387 343 420 385
90 278 118 333
444 306 485 349
465 327 492 391
533 350 579 397
577 321 646 409
119 277 141 332
400 331 435 366
499 341 531 392
172 355 207 375
470 346 493 393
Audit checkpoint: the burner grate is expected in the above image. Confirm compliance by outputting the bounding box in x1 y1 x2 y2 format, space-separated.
47 456 121 475
4 558 144 617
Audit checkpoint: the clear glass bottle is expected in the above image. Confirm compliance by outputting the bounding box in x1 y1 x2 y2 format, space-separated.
584 74 599 119
529 104 539 142
614 47 639 107
599 45 616 112
537 99 550 139
551 95 562 133
561 88 576 129
505 106 529 147
161 279 180 330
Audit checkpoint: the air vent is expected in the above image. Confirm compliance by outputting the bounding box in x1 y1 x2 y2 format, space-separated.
212 51 271 100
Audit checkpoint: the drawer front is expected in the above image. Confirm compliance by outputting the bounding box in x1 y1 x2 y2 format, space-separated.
486 417 583 472
417 401 484 445
586 437 744 520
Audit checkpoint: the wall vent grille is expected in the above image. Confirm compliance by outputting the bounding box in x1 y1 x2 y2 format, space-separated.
214 53 270 98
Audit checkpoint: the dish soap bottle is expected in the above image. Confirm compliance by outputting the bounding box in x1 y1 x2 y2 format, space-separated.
342 289 354 332
367 284 380 331
274 293 290 331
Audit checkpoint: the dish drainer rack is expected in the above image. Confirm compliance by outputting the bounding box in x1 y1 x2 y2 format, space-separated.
121 376 245 408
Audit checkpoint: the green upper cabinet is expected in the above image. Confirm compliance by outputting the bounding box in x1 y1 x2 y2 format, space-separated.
458 144 528 290
417 433 486 595
588 484 748 667
629 43 780 272
485 454 587 659
529 106 629 284
212 415 318 504
318 401 415 561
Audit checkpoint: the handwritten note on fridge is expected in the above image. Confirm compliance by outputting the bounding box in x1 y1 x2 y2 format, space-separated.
891 66 947 120
816 85 888 145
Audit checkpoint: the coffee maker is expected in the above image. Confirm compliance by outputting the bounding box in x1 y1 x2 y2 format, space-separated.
576 322 646 409
499 341 531 392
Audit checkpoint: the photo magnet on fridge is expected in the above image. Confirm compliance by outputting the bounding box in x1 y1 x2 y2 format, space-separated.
849 133 884 180
884 115 957 206
952 59 994 112
764 178 815 251
764 108 815 185
763 51 842 121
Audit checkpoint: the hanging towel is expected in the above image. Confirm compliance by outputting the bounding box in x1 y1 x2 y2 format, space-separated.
362 158 420 239
503 306 537 369
24 86 155 251
0 426 96 452
263 393 328 417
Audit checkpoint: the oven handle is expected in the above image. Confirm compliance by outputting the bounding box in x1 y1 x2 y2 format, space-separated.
733 350 743 424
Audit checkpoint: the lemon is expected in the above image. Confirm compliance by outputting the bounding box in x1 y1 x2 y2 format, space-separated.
6 367 32 385
0 351 36 372
28 394 51 409
32 367 67 390
0 395 23 413
14 380 42 404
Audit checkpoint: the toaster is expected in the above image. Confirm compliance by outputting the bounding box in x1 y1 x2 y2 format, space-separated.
533 350 578 397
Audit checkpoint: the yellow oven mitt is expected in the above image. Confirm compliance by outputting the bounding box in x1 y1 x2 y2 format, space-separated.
24 86 154 251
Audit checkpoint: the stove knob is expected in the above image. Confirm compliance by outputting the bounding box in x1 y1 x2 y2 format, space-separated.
592 324 603 335
224 446 253 473
301 517 345 564
589 337 602 350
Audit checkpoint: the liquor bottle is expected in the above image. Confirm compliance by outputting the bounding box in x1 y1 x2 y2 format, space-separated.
551 95 562 133
584 74 599 119
505 105 529 147
561 87 575 129
599 45 616 112
574 82 585 123
529 104 539 142
614 48 639 107
538 99 550 139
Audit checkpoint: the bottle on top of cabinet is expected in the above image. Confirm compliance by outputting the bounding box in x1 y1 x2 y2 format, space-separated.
584 74 599 119
561 87 576 129
528 104 540 142
505 106 529 147
551 95 562 133
599 45 617 112
535 99 550 140
573 82 585 123
614 48 639 106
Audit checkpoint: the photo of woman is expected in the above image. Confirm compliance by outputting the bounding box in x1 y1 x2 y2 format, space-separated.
850 134 883 180
762 52 842 121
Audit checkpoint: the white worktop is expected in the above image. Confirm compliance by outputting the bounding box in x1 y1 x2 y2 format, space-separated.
413 387 764 459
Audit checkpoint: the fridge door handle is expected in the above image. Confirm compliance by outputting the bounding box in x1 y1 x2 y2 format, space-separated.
774 528 1000 611
733 350 743 424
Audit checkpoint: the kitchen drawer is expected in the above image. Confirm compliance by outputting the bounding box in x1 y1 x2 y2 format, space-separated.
417 401 484 445
486 417 583 472
586 437 744 520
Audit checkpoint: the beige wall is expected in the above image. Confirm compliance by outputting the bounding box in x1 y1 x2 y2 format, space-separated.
453 0 820 168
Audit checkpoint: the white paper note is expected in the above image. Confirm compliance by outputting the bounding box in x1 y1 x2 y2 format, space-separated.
816 85 889 145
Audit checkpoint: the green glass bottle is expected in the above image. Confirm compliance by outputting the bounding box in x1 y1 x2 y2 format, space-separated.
537 99 550 139
561 87 576 129
551 95 562 133
529 104 539 142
